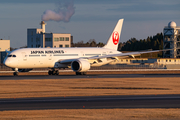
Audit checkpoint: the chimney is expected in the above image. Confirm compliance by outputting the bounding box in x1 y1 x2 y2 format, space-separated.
40 21 46 33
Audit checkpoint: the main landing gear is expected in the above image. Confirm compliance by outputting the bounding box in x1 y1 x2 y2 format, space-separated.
76 72 86 75
48 69 59 75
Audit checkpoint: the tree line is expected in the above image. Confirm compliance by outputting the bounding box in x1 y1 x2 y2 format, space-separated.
72 33 164 51
118 33 164 58
119 33 163 51
72 33 164 58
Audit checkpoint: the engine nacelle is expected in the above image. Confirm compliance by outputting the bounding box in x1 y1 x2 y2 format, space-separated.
54 62 68 68
71 59 90 72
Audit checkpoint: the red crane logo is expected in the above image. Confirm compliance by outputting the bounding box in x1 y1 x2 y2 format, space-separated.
112 31 119 45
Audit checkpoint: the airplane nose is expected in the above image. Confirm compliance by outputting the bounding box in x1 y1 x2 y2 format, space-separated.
4 59 11 67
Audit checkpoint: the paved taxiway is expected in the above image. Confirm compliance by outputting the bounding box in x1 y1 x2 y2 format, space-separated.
0 94 180 111
1 74 180 80
1 73 180 111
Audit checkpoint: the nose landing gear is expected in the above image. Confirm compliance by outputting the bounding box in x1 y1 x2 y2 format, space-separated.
13 72 19 76
13 68 19 76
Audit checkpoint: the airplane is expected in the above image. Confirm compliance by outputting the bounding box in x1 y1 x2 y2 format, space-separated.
3 19 162 76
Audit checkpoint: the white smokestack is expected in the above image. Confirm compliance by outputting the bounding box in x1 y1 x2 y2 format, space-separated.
41 0 75 22
40 21 46 33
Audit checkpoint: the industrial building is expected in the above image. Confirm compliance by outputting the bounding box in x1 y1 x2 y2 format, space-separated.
0 40 10 51
163 21 180 58
27 21 72 48
110 58 180 69
0 40 10 63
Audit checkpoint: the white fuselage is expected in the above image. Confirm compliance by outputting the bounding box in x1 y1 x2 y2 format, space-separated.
4 47 121 69
3 19 124 71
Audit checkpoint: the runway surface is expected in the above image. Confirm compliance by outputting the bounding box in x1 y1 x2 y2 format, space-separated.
1 74 180 111
1 74 180 80
0 94 180 111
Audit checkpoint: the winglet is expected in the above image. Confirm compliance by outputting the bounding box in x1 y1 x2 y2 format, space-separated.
103 19 124 50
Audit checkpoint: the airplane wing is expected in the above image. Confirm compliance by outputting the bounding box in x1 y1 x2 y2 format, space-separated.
58 49 163 64
54 49 170 73
88 50 161 60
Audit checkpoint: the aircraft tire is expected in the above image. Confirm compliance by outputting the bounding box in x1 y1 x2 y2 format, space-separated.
48 71 52 75
13 72 18 76
52 71 56 75
55 70 59 75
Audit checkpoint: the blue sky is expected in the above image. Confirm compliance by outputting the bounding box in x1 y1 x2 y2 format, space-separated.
0 0 179 48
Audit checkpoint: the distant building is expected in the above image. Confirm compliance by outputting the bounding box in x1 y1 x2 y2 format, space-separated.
27 21 72 48
0 40 10 51
0 52 6 64
0 39 10 63
163 21 180 58
111 58 180 69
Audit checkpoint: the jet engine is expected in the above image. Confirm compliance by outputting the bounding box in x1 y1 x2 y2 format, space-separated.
71 59 90 72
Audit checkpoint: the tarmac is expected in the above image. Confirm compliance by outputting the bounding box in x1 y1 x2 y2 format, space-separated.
1 73 180 80
0 94 180 111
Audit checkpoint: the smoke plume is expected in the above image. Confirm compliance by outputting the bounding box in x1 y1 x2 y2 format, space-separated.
41 0 75 22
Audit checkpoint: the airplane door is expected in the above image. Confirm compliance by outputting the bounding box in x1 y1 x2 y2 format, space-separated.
80 51 84 57
22 52 27 61
49 54 52 60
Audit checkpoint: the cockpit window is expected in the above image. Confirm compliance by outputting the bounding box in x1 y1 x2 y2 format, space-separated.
8 55 12 57
7 55 16 57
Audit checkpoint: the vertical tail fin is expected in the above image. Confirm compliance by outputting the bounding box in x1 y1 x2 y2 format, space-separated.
103 19 124 50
